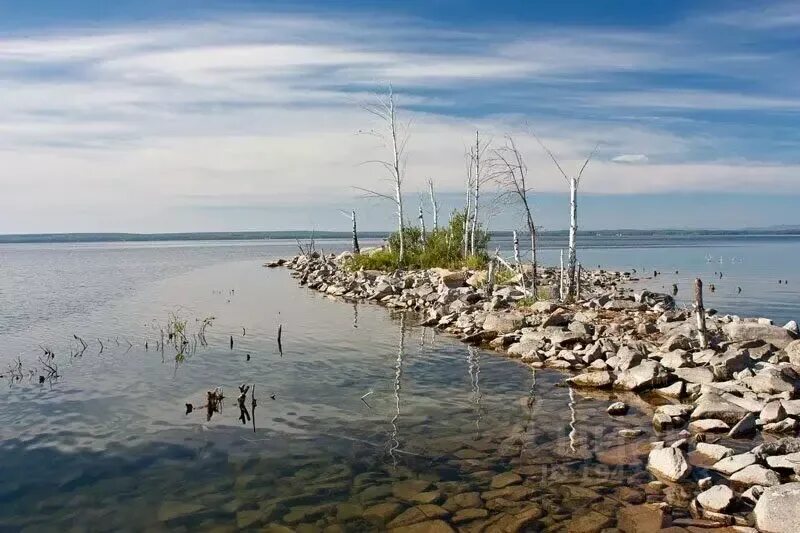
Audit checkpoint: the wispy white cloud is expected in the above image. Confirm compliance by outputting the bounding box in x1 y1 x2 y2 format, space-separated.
1 8 799 232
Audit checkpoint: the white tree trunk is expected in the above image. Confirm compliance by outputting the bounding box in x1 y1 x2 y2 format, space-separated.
567 178 578 299
419 205 426 247
389 90 405 263
559 249 565 301
463 186 472 258
428 180 438 230
470 131 480 256
351 210 360 254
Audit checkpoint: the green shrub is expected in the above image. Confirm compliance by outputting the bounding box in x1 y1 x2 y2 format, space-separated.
344 210 490 271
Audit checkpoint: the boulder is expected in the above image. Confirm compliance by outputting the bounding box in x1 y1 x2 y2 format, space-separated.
567 371 614 388
785 340 800 365
674 367 715 384
608 402 629 415
766 452 800 474
438 270 469 289
728 412 758 438
761 401 788 424
697 484 735 512
709 349 750 380
604 299 646 311
690 393 750 425
712 452 757 475
482 311 524 334
723 321 797 349
615 361 669 391
647 447 692 482
730 464 781 486
741 368 798 395
754 482 800 533
616 346 644 371
660 350 691 370
695 442 734 462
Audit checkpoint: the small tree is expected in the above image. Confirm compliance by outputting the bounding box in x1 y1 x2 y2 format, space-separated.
492 136 538 296
531 130 598 300
355 84 409 263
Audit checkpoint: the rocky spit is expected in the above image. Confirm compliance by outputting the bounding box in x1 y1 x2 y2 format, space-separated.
265 252 800 533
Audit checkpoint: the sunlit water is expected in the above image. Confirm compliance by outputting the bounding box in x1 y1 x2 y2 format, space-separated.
0 236 796 531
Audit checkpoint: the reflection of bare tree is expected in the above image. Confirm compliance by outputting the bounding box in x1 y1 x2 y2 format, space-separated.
467 347 483 431
352 302 359 329
518 366 537 457
568 386 577 453
388 313 406 466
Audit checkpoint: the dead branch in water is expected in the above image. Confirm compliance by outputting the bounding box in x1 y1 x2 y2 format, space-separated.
98 339 104 354
73 335 88 355
277 324 283 356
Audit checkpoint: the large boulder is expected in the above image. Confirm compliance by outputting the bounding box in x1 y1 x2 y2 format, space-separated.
436 269 469 289
482 311 524 335
785 340 800 365
647 447 691 482
723 321 797 349
754 482 800 533
567 371 614 388
730 464 781 486
615 361 669 391
741 368 798 395
690 393 750 425
697 484 735 512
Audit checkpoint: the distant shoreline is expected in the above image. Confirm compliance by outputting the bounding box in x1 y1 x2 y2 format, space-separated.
1 229 800 244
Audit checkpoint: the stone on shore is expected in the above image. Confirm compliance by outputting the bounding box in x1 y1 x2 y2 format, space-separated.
697 484 735 512
712 452 757 475
729 464 781 487
695 442 734 462
754 482 800 533
690 393 749 425
567 371 614 388
615 360 669 391
482 311 525 334
723 321 797 349
647 447 691 482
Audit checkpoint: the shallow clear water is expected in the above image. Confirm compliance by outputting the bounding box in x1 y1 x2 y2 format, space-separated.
0 236 795 531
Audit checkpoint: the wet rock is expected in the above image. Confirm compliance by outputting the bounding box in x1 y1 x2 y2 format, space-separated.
723 321 797 349
697 484 735 512
482 311 524 334
362 502 404 524
766 452 800 474
754 482 800 533
617 503 670 532
730 465 781 486
566 510 615 532
567 371 614 388
761 401 788 424
647 447 692 482
386 505 449 528
713 452 758 475
490 472 522 489
674 367 715 384
688 419 730 433
336 503 363 522
615 360 669 391
451 508 488 524
617 486 646 504
728 412 758 438
442 492 482 512
392 479 433 501
389 519 455 533
490 504 543 531
690 393 749 425
608 401 629 415
158 501 205 522
695 443 734 462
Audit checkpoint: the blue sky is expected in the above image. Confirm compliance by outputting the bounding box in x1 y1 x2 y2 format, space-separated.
1 0 799 233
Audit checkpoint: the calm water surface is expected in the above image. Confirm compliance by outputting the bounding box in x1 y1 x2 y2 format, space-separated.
0 236 796 531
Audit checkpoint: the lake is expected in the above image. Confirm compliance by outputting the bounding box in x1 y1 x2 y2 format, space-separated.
0 235 797 531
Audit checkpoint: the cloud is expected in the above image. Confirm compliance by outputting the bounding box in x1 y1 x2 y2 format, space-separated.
612 154 649 164
1 7 800 233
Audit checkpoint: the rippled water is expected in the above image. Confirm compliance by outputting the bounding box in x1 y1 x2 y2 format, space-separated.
0 236 796 531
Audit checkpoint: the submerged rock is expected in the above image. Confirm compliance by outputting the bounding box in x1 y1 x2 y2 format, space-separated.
647 447 692 482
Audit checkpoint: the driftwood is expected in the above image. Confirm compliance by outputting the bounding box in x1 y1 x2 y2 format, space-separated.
694 279 708 348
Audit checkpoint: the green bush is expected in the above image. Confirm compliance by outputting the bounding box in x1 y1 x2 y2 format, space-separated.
345 210 490 271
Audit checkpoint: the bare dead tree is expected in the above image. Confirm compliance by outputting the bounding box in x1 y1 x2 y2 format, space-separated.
531 129 598 301
467 130 492 256
355 84 409 263
339 210 360 254
427 178 439 230
418 205 427 247
463 149 474 257
491 136 538 297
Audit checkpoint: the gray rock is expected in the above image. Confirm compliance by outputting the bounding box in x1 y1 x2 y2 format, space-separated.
656 404 692 418
660 349 691 370
741 368 798 395
730 464 781 486
697 484 735 512
647 447 692 482
754 483 800 533
674 366 715 384
723 321 797 349
607 402 629 415
709 349 750 380
785 339 800 365
761 401 788 424
728 412 758 438
782 399 800 417
615 360 669 391
766 452 800 474
712 452 757 475
784 320 799 335
616 345 643 371
567 371 614 388
688 419 730 433
695 442 735 462
656 381 686 398
482 311 524 334
741 485 764 505
763 418 799 434
753 437 800 459
691 393 750 425
604 299 646 311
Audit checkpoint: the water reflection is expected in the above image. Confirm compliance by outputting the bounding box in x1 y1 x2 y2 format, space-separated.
388 313 405 467
467 346 483 431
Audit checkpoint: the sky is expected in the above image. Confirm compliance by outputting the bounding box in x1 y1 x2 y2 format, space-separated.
1 0 799 233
